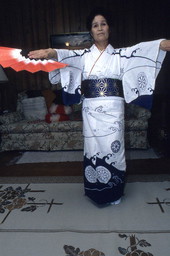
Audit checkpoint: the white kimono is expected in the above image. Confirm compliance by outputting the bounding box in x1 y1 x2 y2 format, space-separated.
49 40 166 205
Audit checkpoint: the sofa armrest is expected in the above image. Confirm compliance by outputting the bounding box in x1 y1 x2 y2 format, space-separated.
0 112 23 125
125 103 151 120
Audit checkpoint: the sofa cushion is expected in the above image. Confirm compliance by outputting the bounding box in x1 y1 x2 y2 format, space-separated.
1 133 50 151
49 120 82 132
0 120 49 134
49 131 83 150
125 118 149 131
0 112 23 125
0 120 83 134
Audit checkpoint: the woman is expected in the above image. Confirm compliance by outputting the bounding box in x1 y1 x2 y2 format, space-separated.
29 8 170 205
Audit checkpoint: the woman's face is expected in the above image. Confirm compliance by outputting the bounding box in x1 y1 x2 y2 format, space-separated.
91 15 110 44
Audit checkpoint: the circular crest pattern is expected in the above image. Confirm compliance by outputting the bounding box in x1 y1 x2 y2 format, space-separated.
85 166 97 183
96 166 111 184
111 140 121 153
85 165 111 184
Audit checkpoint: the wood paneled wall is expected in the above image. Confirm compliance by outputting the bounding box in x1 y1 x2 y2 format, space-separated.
0 0 170 92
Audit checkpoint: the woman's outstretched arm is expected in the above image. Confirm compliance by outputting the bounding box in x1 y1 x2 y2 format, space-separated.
28 48 57 59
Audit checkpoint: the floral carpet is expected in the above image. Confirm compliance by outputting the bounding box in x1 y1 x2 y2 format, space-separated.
0 182 169 255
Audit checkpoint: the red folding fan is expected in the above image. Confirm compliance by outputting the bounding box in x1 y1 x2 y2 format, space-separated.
0 46 67 73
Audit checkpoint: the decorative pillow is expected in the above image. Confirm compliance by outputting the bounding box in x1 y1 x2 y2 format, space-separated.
22 97 48 121
17 90 44 113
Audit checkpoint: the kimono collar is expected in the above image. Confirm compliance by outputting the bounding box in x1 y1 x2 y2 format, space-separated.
90 44 115 55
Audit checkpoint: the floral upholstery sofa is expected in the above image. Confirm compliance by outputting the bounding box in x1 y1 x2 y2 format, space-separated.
0 90 151 152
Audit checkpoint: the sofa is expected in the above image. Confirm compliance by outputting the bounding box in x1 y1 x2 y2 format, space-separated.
0 90 151 152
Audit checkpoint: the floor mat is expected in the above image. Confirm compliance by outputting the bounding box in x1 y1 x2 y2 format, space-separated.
0 182 169 256
16 148 158 164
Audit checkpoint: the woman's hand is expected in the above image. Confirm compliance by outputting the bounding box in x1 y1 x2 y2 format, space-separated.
28 48 57 59
160 40 170 51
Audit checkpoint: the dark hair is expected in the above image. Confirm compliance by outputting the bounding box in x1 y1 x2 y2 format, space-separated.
86 7 112 31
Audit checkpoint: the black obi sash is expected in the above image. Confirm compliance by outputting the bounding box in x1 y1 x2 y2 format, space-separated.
81 78 124 98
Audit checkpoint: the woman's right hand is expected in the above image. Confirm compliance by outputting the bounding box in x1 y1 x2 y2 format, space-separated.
28 48 57 59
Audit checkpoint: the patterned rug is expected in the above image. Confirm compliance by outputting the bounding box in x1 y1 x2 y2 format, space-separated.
0 182 169 255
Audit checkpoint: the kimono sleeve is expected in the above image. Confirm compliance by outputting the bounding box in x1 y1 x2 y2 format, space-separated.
49 49 83 105
121 39 166 104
